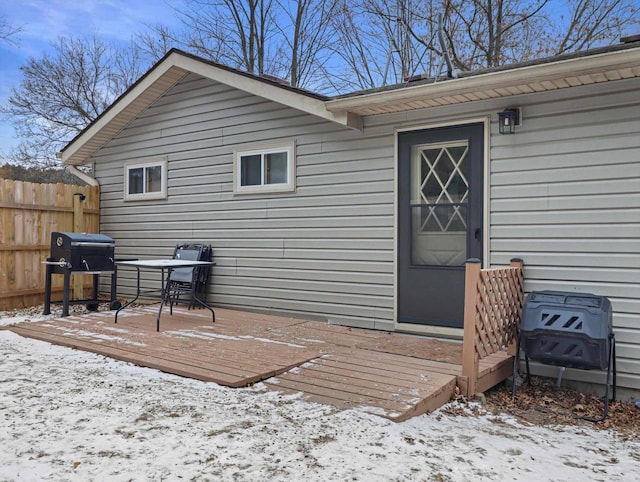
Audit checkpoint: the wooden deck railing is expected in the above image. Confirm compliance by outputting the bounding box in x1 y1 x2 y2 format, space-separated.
461 258 525 397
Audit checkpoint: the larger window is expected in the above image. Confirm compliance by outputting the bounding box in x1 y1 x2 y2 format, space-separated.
124 158 167 201
411 141 469 266
233 143 295 194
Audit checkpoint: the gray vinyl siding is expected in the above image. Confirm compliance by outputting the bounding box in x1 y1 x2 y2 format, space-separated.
91 70 639 392
92 73 395 330
488 79 640 391
361 78 640 391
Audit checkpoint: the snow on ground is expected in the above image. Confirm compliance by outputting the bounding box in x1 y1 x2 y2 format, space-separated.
0 312 638 481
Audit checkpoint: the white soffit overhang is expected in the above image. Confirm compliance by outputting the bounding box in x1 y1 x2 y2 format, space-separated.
60 51 363 166
325 46 640 116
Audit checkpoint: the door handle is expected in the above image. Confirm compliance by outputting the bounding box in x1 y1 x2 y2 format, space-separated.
474 228 481 240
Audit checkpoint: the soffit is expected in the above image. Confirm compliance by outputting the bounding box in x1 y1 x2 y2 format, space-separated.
325 46 640 116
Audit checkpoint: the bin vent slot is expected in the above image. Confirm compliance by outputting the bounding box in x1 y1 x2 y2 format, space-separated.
563 315 581 329
540 339 558 352
542 312 561 326
564 344 582 357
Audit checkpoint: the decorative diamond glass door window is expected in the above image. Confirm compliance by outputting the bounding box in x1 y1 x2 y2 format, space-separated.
411 141 469 266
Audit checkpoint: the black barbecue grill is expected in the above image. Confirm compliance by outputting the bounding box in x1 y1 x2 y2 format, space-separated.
512 290 616 421
43 232 121 316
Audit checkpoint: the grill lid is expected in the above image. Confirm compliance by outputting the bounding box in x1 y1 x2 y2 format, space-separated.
51 232 115 248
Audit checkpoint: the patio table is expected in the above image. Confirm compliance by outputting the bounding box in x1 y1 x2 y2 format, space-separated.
114 259 216 331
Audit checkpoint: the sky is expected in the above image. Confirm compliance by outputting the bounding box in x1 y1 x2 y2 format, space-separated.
0 0 182 158
1 1 638 162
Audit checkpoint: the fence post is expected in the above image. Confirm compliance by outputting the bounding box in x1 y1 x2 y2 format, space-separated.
509 258 523 269
73 193 86 300
462 258 481 398
73 192 86 233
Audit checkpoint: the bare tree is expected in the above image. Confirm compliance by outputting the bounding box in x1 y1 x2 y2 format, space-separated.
4 0 638 169
366 0 442 82
445 0 550 70
173 0 276 76
330 0 443 91
0 163 85 184
1 36 149 166
394 0 639 74
0 12 21 44
275 0 339 88
553 0 640 54
329 1 386 91
136 0 640 92
135 23 180 62
147 0 341 89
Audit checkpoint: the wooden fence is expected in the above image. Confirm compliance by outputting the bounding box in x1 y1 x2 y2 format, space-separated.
0 179 100 311
461 258 525 397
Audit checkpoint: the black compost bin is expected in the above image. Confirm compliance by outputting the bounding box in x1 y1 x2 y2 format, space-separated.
512 290 616 421
520 290 612 370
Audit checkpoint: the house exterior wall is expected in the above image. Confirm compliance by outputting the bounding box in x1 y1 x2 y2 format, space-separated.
486 79 640 392
91 72 639 391
92 73 396 330
367 78 639 392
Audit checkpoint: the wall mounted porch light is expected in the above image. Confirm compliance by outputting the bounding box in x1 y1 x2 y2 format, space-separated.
497 108 520 134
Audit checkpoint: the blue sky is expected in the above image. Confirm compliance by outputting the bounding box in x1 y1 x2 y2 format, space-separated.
0 0 181 158
1 1 638 161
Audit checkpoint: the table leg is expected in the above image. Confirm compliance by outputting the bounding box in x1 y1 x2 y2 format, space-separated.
110 264 118 305
190 292 216 323
155 267 167 332
115 267 141 324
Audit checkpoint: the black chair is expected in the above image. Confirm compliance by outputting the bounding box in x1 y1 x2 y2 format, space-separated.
166 243 213 312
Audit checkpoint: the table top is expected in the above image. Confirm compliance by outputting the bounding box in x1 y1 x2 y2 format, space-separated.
116 259 215 269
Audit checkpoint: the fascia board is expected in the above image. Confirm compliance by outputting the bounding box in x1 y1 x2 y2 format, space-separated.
325 47 640 112
172 55 362 130
60 56 189 165
61 51 363 165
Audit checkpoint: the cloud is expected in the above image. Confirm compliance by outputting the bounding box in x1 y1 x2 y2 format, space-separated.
5 0 179 48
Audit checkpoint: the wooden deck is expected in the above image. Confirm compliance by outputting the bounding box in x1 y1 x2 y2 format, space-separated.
5 305 513 421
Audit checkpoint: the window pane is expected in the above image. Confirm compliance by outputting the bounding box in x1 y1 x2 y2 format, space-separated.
265 152 288 184
240 154 262 186
411 204 468 266
146 165 162 193
128 167 143 194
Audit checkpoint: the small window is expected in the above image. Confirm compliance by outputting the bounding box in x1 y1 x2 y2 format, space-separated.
233 143 295 194
124 158 167 201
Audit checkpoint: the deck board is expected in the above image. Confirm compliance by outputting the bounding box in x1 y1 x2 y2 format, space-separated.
9 307 319 387
5 305 512 421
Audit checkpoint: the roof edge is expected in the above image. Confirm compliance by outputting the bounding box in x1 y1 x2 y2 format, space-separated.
60 49 189 164
325 45 640 112
61 49 362 165
170 53 362 130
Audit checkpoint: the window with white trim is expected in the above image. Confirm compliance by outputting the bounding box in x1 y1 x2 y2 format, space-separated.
233 143 295 194
124 158 167 201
